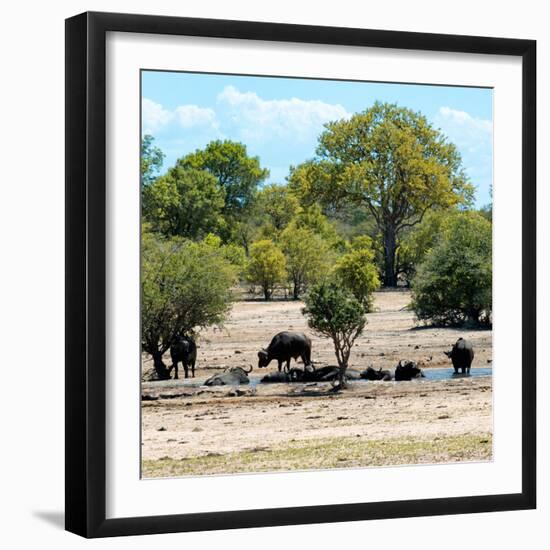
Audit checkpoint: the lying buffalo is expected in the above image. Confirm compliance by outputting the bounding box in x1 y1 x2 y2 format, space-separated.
260 365 360 383
394 360 425 381
360 366 392 381
169 335 197 379
204 366 252 386
444 337 474 374
260 371 294 383
258 331 312 372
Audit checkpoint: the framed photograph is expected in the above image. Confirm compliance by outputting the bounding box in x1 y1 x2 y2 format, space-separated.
65 11 536 538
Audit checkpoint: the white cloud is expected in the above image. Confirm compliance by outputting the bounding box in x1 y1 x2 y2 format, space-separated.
175 105 218 129
142 98 174 133
217 85 351 143
434 106 493 203
142 98 221 135
435 106 492 154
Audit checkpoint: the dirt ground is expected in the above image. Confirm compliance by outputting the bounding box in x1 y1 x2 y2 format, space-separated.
141 290 493 478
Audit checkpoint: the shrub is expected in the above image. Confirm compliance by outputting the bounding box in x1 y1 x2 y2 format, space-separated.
303 282 366 388
411 212 492 326
141 232 237 377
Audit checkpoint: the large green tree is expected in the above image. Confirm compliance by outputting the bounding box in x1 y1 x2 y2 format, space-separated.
142 167 225 239
141 232 236 378
290 102 473 286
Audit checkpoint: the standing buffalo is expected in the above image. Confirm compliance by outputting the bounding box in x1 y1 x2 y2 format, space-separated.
360 366 393 381
444 337 474 374
169 335 197 379
394 360 425 381
258 331 312 372
204 366 252 386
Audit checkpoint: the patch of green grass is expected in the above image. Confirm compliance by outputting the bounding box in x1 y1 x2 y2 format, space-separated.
142 433 492 478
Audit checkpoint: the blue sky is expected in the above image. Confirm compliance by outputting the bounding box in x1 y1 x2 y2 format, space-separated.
142 71 493 207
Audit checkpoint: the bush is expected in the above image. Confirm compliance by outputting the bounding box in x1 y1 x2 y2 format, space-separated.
246 240 287 300
303 282 366 387
411 212 492 326
333 236 380 310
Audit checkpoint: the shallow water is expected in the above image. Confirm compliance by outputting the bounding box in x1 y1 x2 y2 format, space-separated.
421 367 492 381
248 367 492 388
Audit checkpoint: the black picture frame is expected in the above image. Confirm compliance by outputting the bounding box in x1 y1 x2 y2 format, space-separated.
65 11 536 538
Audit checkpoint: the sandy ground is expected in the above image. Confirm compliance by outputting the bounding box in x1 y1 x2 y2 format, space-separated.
141 290 493 477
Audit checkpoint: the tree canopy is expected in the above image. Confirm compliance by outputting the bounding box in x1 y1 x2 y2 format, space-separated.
289 102 474 286
178 140 269 219
142 167 225 239
255 183 301 234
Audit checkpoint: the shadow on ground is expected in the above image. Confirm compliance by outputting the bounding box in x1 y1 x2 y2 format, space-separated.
33 510 64 530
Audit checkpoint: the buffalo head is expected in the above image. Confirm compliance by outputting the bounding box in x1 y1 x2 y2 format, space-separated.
257 349 270 368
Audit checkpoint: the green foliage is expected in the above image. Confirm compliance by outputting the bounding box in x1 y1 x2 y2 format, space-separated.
292 204 344 250
280 226 332 299
479 204 493 222
333 237 380 310
246 240 287 300
142 167 225 239
303 283 366 383
411 212 492 326
289 102 473 286
397 209 450 283
141 231 237 359
255 184 300 234
178 140 269 218
202 233 247 273
141 135 165 188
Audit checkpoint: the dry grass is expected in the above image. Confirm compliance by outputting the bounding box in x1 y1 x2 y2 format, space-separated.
142 432 492 478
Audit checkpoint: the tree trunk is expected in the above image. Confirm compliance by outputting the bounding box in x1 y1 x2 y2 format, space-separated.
263 285 271 301
338 364 348 388
383 225 398 287
152 351 170 380
293 279 300 300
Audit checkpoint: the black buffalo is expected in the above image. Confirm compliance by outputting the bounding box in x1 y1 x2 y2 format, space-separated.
260 371 294 383
360 366 392 381
258 331 312 372
260 365 360 384
444 337 474 374
169 335 197 379
394 360 425 381
204 366 252 386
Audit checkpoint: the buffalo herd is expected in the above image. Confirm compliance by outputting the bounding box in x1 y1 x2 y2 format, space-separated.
157 331 476 385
